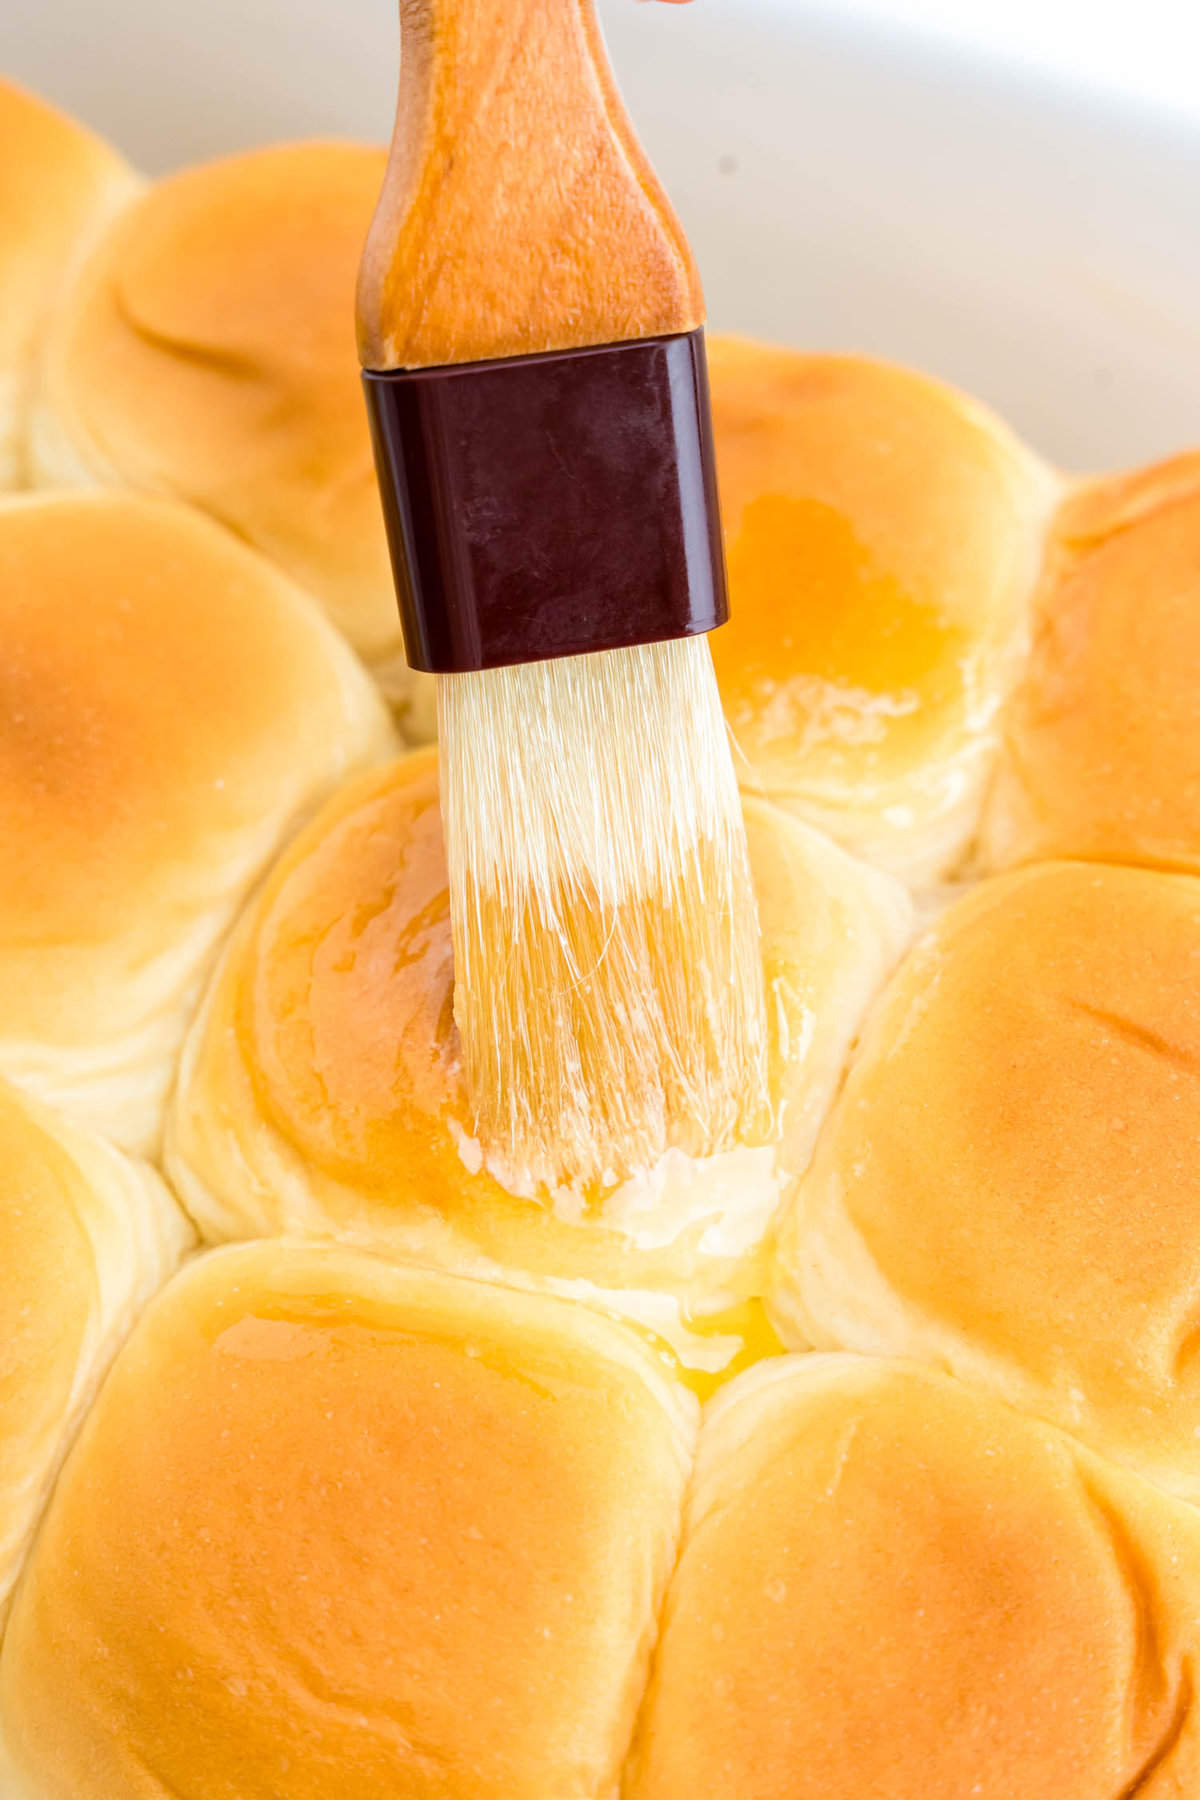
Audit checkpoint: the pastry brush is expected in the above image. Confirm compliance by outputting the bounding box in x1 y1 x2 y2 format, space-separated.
357 0 770 1191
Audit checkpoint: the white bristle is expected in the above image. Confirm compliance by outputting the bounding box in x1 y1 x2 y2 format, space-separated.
437 636 772 1191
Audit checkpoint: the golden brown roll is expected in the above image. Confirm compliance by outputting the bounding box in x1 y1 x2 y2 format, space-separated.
706 337 1059 885
772 859 1200 1498
0 490 392 1154
0 1076 189 1626
28 140 433 731
0 79 138 488
166 748 911 1382
626 1355 1200 1800
983 454 1200 874
0 1239 695 1799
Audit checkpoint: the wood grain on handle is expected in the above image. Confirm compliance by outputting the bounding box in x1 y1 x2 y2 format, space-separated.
356 0 705 371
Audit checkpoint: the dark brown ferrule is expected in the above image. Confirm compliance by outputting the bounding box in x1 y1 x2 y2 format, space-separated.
362 328 728 674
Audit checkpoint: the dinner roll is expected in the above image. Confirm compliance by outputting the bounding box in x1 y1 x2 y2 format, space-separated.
983 453 1200 874
706 338 1059 885
0 1240 695 1799
626 1355 1200 1800
29 140 433 732
0 1077 188 1625
0 491 392 1154
772 859 1200 1499
0 79 138 488
167 748 910 1382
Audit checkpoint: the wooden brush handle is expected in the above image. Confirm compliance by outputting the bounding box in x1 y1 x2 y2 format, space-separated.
357 0 705 371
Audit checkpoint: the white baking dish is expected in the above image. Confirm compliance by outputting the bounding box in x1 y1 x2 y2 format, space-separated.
1 0 1198 469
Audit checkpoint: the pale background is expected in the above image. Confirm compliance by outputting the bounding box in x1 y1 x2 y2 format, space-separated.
799 0 1200 121
2 0 1198 467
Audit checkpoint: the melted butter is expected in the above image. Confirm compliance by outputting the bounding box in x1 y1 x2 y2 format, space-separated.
207 1295 612 1409
242 759 783 1266
583 1291 785 1403
712 493 968 763
676 1298 786 1403
240 765 468 1192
